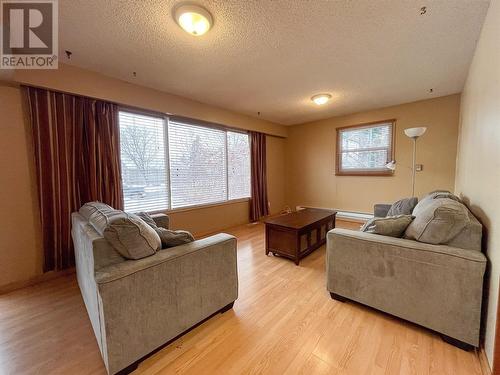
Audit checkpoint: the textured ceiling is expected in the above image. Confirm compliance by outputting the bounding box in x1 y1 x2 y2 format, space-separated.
59 0 489 125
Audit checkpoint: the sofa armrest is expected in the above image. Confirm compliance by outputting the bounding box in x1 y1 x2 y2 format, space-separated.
151 213 169 229
95 233 236 284
374 204 391 218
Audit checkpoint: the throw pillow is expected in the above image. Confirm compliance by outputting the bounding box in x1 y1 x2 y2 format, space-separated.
103 213 161 259
432 192 462 203
88 209 127 236
156 228 195 248
413 191 461 217
136 211 158 228
79 201 114 221
361 215 414 238
386 197 418 216
427 189 451 196
404 198 469 245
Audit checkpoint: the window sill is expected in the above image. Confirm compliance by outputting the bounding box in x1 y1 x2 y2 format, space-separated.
336 170 394 177
148 197 250 215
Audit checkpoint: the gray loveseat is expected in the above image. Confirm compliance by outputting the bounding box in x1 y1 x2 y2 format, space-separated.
71 203 238 374
326 192 486 349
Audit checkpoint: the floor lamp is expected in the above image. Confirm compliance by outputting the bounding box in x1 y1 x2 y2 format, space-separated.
404 127 427 197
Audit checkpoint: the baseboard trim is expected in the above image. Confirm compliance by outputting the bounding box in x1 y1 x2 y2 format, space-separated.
336 216 368 224
479 345 492 375
0 268 75 295
296 205 371 223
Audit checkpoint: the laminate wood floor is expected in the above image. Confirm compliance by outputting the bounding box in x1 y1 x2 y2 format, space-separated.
0 221 484 375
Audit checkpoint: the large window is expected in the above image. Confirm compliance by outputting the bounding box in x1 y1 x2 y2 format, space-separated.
119 111 251 212
336 120 395 176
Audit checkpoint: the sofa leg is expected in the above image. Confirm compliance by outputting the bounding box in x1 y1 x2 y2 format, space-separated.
441 334 474 351
116 361 138 375
330 292 348 302
220 302 234 314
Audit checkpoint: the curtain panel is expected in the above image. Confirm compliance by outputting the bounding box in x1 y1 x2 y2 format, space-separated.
23 86 123 272
249 131 269 221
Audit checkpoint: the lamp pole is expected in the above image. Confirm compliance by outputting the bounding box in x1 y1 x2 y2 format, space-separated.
404 127 427 197
411 137 417 197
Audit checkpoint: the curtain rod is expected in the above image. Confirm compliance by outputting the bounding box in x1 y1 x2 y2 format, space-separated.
18 82 287 139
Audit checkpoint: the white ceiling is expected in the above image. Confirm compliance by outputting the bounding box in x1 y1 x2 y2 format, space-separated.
59 0 490 125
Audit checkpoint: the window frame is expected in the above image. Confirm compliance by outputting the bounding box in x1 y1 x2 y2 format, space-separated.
335 119 396 177
118 109 252 214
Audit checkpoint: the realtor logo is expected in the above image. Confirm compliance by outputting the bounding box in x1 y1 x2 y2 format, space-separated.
1 0 58 69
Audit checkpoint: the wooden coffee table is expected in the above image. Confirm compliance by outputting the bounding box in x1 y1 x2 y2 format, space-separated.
264 208 337 265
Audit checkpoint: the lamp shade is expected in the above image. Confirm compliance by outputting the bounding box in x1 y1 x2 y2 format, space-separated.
404 127 427 138
385 160 396 170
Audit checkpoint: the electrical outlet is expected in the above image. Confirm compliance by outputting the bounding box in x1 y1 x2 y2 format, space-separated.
416 164 423 172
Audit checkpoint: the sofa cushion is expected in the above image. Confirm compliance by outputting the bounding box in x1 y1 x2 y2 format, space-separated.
156 228 195 248
79 201 114 221
136 212 183 248
135 212 158 228
88 208 126 236
432 192 461 202
103 213 161 259
361 215 414 237
150 213 170 229
387 197 418 216
411 192 440 217
412 190 461 217
446 209 483 251
405 198 469 245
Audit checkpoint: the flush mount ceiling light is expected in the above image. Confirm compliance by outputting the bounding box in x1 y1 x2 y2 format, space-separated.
174 4 213 36
311 93 332 106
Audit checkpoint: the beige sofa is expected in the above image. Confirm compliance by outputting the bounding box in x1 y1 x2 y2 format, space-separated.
326 192 486 349
71 204 238 374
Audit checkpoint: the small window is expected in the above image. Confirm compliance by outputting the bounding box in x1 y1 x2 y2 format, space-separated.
336 120 395 176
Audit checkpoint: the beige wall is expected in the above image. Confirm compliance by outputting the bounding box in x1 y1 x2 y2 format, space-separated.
0 66 288 290
455 0 499 367
166 201 250 236
285 94 460 213
0 86 43 289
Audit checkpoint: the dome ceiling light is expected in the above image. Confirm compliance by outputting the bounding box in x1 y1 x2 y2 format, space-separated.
174 4 213 36
311 93 332 106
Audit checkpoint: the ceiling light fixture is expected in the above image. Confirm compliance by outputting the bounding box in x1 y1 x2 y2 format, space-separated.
174 4 213 36
311 93 332 105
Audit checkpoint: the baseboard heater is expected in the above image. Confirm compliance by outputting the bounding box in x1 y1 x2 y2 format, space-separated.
296 206 372 222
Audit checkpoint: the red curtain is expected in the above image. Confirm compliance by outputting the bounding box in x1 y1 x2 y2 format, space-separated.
249 131 269 221
23 86 123 272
